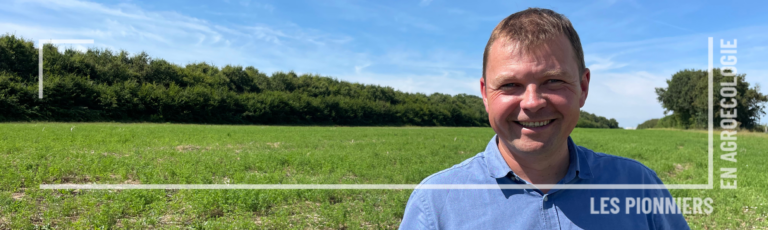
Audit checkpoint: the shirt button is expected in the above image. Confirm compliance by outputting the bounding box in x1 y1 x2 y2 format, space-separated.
543 196 549 202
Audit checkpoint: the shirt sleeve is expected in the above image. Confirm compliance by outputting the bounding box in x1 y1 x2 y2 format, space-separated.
399 189 436 230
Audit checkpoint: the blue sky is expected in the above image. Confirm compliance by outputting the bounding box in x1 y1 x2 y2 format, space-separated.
2 0 767 127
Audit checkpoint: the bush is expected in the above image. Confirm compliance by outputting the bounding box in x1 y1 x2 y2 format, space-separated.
656 115 684 129
576 110 620 129
636 119 659 129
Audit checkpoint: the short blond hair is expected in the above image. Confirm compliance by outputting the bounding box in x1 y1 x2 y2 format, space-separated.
482 8 585 80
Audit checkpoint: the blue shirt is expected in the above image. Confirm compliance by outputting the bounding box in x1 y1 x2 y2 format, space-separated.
400 135 690 230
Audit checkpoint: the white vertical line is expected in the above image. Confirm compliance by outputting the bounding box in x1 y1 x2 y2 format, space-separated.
708 37 714 189
38 43 43 99
36 39 94 99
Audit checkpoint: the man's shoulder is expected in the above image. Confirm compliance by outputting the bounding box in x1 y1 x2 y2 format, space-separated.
418 152 491 185
576 145 663 182
406 152 492 215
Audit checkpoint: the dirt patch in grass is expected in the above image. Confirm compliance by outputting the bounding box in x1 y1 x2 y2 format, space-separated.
160 215 179 225
101 152 129 158
0 216 8 229
11 192 24 201
667 163 692 178
176 145 201 152
123 179 141 185
57 174 95 183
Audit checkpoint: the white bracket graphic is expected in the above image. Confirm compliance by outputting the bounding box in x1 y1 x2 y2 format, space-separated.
38 38 717 190
38 39 94 99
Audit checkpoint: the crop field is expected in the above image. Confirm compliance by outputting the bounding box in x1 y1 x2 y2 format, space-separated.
0 123 766 229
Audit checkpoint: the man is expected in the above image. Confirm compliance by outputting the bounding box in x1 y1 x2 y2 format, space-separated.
399 8 690 229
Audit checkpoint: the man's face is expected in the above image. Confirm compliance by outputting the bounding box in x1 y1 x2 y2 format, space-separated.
481 35 590 156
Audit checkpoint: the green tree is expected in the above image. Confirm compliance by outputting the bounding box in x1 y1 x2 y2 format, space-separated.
655 69 767 130
0 34 38 80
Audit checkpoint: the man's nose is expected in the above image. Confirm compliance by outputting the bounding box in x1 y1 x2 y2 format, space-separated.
520 84 546 112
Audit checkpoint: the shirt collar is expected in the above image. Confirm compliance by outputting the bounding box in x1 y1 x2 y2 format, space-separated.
483 135 593 180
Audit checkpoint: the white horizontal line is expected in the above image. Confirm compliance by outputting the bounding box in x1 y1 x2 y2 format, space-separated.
39 184 713 190
39 39 94 44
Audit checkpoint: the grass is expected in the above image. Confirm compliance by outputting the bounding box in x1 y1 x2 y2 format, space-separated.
0 123 766 229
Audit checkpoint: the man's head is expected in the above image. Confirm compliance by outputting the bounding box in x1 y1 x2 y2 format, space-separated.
481 8 590 156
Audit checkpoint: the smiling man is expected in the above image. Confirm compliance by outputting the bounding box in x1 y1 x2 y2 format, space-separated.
399 8 690 230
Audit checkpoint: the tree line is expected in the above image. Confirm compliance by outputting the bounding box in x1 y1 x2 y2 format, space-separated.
577 111 620 129
0 34 619 127
638 69 767 130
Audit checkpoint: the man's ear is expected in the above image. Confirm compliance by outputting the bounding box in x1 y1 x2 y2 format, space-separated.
480 77 490 112
579 68 591 108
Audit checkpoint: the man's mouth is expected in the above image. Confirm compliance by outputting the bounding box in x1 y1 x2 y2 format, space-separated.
514 119 556 128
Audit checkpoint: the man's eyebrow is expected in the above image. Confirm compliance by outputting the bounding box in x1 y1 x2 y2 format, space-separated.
491 69 571 82
541 69 569 77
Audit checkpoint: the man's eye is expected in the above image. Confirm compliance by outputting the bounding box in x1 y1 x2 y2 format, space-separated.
500 83 520 88
547 79 564 84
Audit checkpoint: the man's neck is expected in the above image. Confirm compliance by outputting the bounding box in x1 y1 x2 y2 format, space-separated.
497 137 570 193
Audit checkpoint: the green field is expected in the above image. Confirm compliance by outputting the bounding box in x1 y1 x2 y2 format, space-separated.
0 123 766 229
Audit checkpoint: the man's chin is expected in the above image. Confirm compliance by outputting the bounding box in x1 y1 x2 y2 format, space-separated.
508 139 551 155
